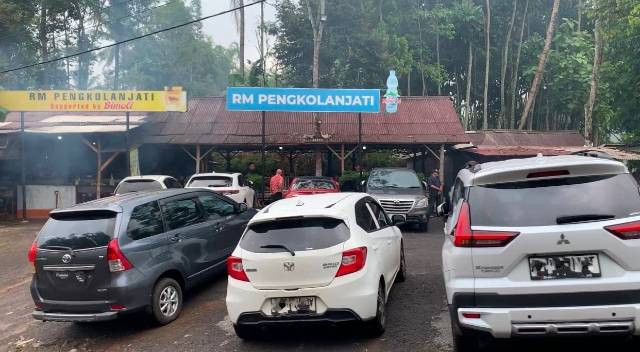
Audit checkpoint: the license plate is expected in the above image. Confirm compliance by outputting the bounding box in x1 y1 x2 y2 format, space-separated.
529 254 601 280
270 297 316 315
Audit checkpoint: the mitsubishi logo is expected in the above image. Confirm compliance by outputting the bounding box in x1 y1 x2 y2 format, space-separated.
283 262 295 272
557 234 570 245
61 254 72 263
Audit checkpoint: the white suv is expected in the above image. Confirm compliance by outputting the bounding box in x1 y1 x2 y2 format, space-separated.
186 172 255 207
442 155 640 351
225 193 406 339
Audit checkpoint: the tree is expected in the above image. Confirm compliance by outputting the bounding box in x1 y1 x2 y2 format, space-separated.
482 0 491 130
498 0 517 128
584 18 603 145
230 0 246 79
518 0 560 130
509 0 529 129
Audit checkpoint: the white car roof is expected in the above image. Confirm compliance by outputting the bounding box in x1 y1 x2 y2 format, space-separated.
189 172 238 178
249 193 365 224
120 175 173 182
459 155 627 186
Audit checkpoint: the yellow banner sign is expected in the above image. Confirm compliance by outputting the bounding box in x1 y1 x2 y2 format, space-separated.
0 87 187 112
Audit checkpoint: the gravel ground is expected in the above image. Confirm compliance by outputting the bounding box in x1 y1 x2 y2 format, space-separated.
0 219 638 351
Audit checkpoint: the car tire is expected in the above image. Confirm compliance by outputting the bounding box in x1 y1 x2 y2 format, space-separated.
233 324 258 340
395 245 406 283
367 283 387 336
452 332 480 352
150 278 182 325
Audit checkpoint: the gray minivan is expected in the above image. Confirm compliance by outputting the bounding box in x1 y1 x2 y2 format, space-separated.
364 168 430 230
28 189 256 325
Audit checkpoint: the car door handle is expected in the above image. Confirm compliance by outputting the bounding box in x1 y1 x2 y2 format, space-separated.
170 234 182 243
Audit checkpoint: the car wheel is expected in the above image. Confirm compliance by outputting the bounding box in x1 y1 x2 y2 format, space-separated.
233 324 258 340
150 278 182 325
367 283 387 336
452 332 480 352
395 245 406 283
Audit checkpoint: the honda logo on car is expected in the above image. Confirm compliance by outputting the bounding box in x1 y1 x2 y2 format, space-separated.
283 262 295 272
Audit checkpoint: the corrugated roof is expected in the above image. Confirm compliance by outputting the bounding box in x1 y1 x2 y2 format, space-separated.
146 96 467 146
466 130 585 147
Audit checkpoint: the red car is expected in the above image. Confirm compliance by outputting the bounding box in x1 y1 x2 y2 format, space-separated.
284 176 340 198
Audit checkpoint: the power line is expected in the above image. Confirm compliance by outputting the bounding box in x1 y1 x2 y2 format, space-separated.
0 1 264 75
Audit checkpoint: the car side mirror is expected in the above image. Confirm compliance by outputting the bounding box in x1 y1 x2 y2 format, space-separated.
437 202 450 217
236 203 248 213
391 215 406 226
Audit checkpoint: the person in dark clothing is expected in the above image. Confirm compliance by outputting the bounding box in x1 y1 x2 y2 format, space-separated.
427 169 443 216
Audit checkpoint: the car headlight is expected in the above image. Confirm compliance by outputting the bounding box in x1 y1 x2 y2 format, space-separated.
415 197 428 208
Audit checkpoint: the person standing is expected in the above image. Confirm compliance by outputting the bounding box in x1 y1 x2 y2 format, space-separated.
427 169 443 216
269 169 285 202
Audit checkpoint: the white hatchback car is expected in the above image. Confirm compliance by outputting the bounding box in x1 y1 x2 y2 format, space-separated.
185 172 255 207
114 175 182 195
442 155 640 351
225 193 406 338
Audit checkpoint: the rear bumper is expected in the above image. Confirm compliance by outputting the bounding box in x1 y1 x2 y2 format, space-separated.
237 309 360 326
32 310 119 322
452 291 640 338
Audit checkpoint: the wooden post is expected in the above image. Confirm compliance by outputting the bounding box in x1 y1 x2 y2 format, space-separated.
340 144 345 174
20 112 26 220
439 144 445 184
96 139 102 199
289 151 294 175
195 144 201 173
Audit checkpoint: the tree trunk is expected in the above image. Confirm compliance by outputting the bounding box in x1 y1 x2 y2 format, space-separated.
436 31 441 95
307 0 326 176
577 0 582 32
584 18 603 146
499 0 517 129
378 0 383 23
417 12 427 96
483 0 491 130
240 0 245 78
510 0 528 129
38 3 48 89
545 96 550 130
518 0 560 130
407 68 411 96
465 43 473 130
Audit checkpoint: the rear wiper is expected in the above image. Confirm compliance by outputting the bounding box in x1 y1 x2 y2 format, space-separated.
260 244 296 256
556 214 615 224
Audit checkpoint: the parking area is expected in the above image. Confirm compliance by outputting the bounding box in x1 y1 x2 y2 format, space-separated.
0 219 638 351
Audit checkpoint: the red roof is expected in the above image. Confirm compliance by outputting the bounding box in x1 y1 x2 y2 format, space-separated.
145 96 467 146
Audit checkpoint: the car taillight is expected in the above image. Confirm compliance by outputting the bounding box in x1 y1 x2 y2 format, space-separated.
605 221 640 240
227 256 249 281
28 240 37 266
335 247 367 277
107 239 133 272
453 202 519 247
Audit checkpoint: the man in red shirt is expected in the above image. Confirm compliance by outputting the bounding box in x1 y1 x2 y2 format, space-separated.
269 169 285 202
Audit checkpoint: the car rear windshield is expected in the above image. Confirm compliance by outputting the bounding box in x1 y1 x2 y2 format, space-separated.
37 211 117 250
240 217 349 253
469 174 640 227
367 169 421 189
291 178 336 190
115 179 163 194
188 176 232 188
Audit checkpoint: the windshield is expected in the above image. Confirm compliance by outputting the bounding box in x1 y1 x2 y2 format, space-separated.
115 179 163 194
367 169 422 189
188 176 233 188
240 217 349 253
37 211 117 250
469 174 640 227
291 178 336 190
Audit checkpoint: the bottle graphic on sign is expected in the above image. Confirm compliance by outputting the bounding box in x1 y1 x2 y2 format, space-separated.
385 70 399 113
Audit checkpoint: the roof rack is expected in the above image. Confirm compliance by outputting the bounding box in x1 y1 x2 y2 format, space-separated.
465 160 481 173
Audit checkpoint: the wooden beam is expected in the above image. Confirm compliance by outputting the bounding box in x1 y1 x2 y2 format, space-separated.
181 146 196 161
326 145 341 159
340 144 345 174
424 145 440 161
100 152 121 173
195 144 201 173
439 144 445 184
96 140 102 199
81 137 98 153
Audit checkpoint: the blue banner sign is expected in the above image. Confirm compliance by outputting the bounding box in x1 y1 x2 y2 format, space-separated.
226 87 380 113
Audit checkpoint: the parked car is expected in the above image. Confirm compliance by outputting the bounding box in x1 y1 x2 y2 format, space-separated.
185 172 255 208
28 188 257 325
363 168 429 231
441 155 640 351
114 175 182 195
225 193 406 339
284 176 340 199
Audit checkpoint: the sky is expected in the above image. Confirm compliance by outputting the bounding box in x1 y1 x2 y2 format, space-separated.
201 1 277 63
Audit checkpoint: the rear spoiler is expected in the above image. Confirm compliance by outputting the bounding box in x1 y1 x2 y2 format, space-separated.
49 208 121 219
